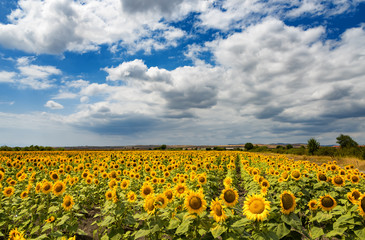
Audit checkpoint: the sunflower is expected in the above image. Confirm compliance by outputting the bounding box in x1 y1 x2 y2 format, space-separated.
8 228 25 240
45 216 55 223
120 179 130 190
185 191 207 215
319 195 337 211
35 183 42 193
280 191 296 214
197 174 207 185
3 186 15 197
20 191 28 199
155 194 168 209
62 195 74 211
317 172 327 182
291 170 301 180
357 195 365 219
221 187 239 207
175 183 188 198
41 181 53 194
144 194 156 214
53 181 66 196
85 177 93 184
127 191 137 203
223 177 233 187
0 171 4 181
347 189 362 204
308 199 318 211
108 179 118 189
210 198 228 222
261 179 270 188
105 190 114 201
350 175 360 184
332 175 345 187
50 172 60 181
243 194 270 221
141 184 154 198
163 188 174 202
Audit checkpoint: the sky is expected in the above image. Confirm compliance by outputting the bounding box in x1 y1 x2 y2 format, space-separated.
0 0 365 147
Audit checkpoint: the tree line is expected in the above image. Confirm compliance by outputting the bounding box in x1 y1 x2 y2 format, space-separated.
0 145 64 151
244 134 365 160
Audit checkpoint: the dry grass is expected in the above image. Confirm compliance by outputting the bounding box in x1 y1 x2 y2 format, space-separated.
260 153 365 172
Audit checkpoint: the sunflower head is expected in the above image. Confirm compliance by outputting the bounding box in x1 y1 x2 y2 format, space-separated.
175 183 188 197
127 191 137 203
223 177 233 187
308 199 318 211
317 172 327 182
141 184 154 198
319 195 337 211
210 198 228 222
350 175 360 184
120 179 130 190
291 170 301 180
332 175 345 187
62 195 74 211
3 186 15 197
53 181 66 196
155 194 168 209
144 194 156 214
164 189 174 202
185 191 207 215
20 191 28 199
243 194 270 221
347 189 361 204
280 191 296 214
41 181 53 194
221 187 239 207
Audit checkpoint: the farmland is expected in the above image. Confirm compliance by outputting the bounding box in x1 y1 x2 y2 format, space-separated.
1 151 365 240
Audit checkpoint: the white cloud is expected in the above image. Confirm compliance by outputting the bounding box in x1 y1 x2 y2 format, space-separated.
45 100 64 110
0 71 15 83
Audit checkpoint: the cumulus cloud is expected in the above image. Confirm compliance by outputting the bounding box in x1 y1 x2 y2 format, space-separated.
0 71 15 83
45 100 64 110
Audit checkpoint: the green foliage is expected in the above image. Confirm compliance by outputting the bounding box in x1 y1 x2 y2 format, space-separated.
307 138 320 155
0 145 61 151
244 143 254 151
336 134 358 148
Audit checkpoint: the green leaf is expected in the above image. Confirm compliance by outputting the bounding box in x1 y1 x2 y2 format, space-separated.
56 215 70 226
101 233 110 240
310 211 333 223
30 225 40 235
276 223 290 239
326 227 347 238
211 225 227 239
231 218 250 228
310 226 324 239
34 234 49 240
134 229 151 239
41 223 52 233
48 205 59 213
354 227 365 239
167 218 180 230
99 215 115 227
175 219 191 235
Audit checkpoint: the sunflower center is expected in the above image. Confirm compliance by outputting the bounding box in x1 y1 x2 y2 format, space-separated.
165 191 173 199
55 185 63 192
282 193 294 210
352 191 361 200
189 196 202 210
199 177 205 183
334 176 343 185
249 199 265 214
318 174 327 181
292 171 300 178
352 176 359 182
177 187 185 194
214 205 223 216
143 187 151 195
224 190 236 203
65 200 71 207
6 189 12 194
322 196 334 208
44 185 51 191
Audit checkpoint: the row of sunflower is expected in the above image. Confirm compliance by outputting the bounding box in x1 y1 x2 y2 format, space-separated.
1 151 365 239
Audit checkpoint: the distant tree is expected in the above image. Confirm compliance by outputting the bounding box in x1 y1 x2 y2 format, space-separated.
245 142 254 151
160 144 167 150
336 134 358 148
286 144 293 149
307 138 320 155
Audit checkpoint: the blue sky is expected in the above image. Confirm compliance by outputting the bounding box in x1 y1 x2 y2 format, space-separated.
1 0 365 147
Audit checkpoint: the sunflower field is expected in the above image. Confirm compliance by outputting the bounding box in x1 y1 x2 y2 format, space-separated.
1 150 365 240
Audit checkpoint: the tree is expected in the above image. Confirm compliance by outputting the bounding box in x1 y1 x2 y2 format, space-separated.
307 138 320 155
286 144 293 149
336 134 358 148
245 142 254 151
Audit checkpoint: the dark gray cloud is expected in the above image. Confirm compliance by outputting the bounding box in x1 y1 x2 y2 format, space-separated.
121 0 184 14
255 106 284 119
163 86 217 110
